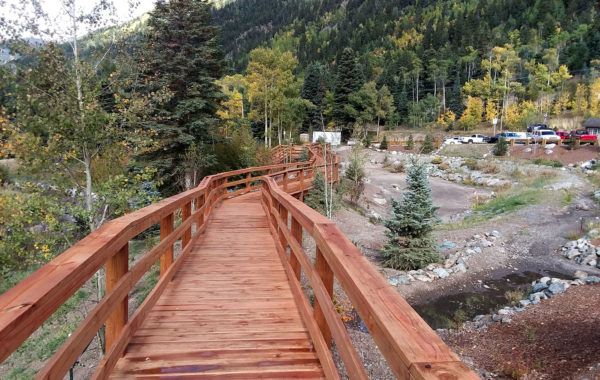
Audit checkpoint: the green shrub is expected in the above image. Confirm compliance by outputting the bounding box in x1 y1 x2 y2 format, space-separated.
363 134 372 148
407 134 414 150
431 157 442 165
493 138 508 156
421 134 434 154
380 135 388 150
532 158 563 167
0 165 11 184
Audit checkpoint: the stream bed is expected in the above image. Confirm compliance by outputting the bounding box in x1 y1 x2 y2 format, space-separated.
410 270 572 330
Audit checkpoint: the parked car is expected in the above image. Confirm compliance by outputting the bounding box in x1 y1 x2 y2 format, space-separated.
570 129 598 142
488 132 522 143
527 123 550 133
556 131 569 139
458 134 487 144
531 129 560 142
443 137 462 145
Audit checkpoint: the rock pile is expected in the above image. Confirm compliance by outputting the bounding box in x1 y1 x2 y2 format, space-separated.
387 230 501 286
560 233 600 269
464 272 600 329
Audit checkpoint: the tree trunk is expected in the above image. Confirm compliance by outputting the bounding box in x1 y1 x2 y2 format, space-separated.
376 116 380 137
264 85 268 145
442 85 446 111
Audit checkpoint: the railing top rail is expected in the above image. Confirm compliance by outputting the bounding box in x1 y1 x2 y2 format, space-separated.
0 156 319 363
260 175 478 380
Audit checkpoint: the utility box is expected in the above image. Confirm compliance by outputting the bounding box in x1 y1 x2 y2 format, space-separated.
312 131 342 146
299 133 310 143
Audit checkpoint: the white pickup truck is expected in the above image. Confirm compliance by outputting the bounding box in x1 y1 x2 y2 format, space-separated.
458 134 487 144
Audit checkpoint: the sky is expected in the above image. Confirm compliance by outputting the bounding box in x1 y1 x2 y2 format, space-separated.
0 0 157 40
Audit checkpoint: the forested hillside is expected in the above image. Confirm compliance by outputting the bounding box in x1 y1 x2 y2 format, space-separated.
213 0 600 133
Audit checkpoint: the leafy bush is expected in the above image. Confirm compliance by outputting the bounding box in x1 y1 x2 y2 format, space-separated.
493 138 508 156
431 157 442 164
379 135 388 150
0 165 11 184
304 172 341 216
438 163 450 171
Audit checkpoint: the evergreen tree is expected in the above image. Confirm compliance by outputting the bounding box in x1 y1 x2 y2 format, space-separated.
380 135 388 150
136 0 225 193
381 162 441 270
421 134 434 153
301 62 328 132
407 134 415 150
333 48 363 140
493 138 508 156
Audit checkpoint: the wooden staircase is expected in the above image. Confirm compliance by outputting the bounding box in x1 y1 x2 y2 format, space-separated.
0 146 478 379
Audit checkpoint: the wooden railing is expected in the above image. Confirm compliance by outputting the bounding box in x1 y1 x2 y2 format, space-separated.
0 145 476 380
271 142 329 164
0 158 327 380
260 177 479 379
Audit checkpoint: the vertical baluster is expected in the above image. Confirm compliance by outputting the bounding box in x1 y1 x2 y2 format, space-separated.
290 217 302 280
299 169 305 201
105 243 128 351
160 213 174 277
182 201 192 248
314 247 333 347
222 177 228 197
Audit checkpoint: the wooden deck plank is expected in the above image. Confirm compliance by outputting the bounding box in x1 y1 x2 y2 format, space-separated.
109 193 324 379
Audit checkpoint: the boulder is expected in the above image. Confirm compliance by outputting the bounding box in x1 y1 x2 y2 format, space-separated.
566 249 581 259
588 259 597 267
373 197 387 205
545 149 553 154
414 274 433 282
548 282 566 295
519 299 531 307
433 268 450 279
388 275 411 286
501 316 512 323
473 247 482 254
532 282 548 292
524 147 532 153
574 270 588 280
480 240 493 248
586 276 600 284
490 230 501 238
539 276 551 284
452 263 467 273
437 241 457 251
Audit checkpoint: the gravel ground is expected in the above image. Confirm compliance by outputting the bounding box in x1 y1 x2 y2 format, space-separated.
323 146 600 379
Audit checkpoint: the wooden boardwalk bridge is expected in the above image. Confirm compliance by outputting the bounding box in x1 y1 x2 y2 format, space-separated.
0 144 478 379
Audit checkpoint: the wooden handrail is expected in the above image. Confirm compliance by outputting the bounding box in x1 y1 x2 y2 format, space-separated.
0 144 475 380
0 158 319 378
259 173 479 379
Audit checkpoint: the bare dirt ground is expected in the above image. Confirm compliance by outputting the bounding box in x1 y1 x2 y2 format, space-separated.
439 284 600 380
510 144 598 165
328 146 600 379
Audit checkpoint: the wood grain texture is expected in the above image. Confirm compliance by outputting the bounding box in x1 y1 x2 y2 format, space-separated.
105 243 129 352
104 193 325 379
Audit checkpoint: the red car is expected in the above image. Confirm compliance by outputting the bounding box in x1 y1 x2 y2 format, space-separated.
556 131 569 139
571 129 598 141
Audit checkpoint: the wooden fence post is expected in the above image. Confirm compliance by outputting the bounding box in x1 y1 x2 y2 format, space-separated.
222 177 228 197
105 243 128 352
542 139 546 148
279 206 288 255
283 172 288 191
510 139 515 147
314 246 333 347
246 172 252 191
290 217 302 280
160 213 174 277
182 201 192 248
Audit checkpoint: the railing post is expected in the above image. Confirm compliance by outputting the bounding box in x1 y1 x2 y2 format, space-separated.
182 201 192 248
542 139 546 148
290 217 302 280
246 172 252 191
160 213 174 277
510 139 515 147
105 243 128 352
334 159 339 184
314 246 333 347
283 171 288 191
222 177 228 197
278 205 288 255
299 169 305 201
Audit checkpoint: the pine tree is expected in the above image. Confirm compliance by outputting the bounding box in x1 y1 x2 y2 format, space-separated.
407 134 415 150
381 162 441 270
380 135 388 150
421 134 434 153
333 48 363 140
493 138 508 156
136 0 225 193
301 62 328 132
